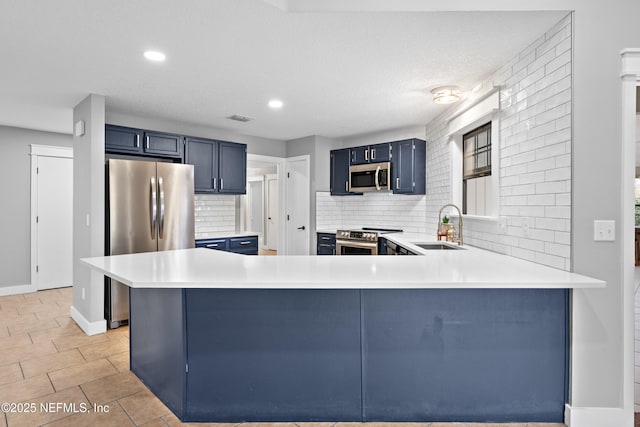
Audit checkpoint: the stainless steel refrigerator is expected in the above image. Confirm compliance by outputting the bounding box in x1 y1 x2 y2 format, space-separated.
105 159 194 329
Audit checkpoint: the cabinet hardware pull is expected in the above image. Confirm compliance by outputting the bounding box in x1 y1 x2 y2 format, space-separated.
396 177 400 189
371 148 376 160
212 178 216 190
136 135 140 148
206 244 219 248
345 181 348 192
145 136 149 150
239 241 251 245
364 149 369 161
220 178 224 190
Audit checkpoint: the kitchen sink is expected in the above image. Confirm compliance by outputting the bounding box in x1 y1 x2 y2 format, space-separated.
413 243 465 250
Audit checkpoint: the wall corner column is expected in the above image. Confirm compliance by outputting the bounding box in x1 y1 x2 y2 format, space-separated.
71 94 106 335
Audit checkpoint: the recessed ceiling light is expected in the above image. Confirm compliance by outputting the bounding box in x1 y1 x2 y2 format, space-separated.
268 99 283 109
144 51 166 62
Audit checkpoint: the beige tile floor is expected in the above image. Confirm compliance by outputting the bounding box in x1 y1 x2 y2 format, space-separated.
0 287 566 427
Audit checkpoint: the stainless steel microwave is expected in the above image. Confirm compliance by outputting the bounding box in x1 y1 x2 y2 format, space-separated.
349 162 391 192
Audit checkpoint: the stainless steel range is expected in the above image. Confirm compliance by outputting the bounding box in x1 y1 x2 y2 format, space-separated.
335 227 401 255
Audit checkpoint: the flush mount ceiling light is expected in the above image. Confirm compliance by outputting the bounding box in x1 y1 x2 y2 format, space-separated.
144 50 166 62
268 99 283 109
431 86 461 104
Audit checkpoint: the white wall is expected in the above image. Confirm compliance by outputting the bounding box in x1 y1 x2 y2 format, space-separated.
0 126 72 288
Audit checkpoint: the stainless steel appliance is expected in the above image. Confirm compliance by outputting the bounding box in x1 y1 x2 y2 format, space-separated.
105 159 194 328
349 162 391 192
336 227 401 255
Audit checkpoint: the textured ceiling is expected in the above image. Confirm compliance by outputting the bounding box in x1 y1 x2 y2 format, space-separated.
0 0 566 140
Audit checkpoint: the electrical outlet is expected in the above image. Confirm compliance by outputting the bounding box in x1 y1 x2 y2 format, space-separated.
82 288 85 300
594 220 615 241
86 214 90 227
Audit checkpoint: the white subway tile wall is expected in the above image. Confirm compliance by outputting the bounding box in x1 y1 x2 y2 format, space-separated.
426 14 572 270
316 191 427 233
194 194 236 239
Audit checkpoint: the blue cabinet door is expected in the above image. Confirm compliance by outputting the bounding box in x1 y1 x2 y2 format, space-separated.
185 137 218 193
350 144 390 164
369 143 390 163
317 233 336 255
331 149 361 196
143 131 183 158
392 139 425 195
105 125 143 154
195 238 228 251
228 236 258 255
350 146 370 165
218 141 246 194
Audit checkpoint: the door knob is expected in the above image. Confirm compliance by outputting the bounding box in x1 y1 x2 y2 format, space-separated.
297 226 306 230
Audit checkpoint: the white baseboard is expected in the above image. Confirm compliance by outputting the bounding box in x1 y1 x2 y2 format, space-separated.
70 306 106 336
565 404 633 427
0 284 36 296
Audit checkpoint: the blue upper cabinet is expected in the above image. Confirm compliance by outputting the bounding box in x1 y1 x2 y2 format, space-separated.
143 131 183 158
185 137 246 195
331 148 362 196
185 137 219 193
218 141 247 194
106 124 182 160
350 143 391 165
391 139 426 195
105 125 143 154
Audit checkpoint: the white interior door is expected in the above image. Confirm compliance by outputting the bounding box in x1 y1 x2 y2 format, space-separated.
266 174 279 250
31 146 73 290
285 156 310 255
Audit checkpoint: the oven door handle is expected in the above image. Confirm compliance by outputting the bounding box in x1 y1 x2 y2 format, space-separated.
375 165 381 191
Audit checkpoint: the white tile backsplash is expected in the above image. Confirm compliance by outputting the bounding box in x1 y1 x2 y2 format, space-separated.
316 192 427 233
194 194 237 239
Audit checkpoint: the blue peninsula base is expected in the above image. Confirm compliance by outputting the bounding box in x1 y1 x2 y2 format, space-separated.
129 288 568 423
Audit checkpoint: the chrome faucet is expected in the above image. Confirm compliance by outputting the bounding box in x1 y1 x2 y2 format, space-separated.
438 203 463 245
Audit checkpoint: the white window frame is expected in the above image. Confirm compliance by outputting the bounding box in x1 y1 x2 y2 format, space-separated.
448 90 500 220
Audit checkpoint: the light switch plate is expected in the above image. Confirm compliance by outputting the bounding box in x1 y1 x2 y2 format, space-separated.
593 220 615 241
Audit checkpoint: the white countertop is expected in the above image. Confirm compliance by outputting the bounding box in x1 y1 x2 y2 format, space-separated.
81 239 605 289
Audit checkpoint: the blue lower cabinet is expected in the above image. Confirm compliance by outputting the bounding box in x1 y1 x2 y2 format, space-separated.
378 237 387 255
195 238 228 251
317 233 336 255
183 289 362 421
130 287 568 423
228 236 258 255
196 236 258 255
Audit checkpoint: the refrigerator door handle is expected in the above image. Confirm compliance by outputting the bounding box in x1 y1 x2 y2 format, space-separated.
150 176 157 238
158 176 165 239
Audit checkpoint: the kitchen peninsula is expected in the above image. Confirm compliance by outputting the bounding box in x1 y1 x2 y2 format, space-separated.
82 246 604 424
